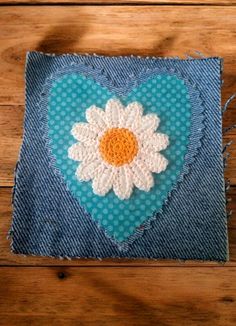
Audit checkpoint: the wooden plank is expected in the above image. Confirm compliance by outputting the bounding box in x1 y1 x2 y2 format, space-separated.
0 106 24 187
0 266 235 325
1 187 236 266
0 6 236 105
1 0 236 5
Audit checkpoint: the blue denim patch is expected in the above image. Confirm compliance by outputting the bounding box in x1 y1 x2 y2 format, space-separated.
10 52 228 261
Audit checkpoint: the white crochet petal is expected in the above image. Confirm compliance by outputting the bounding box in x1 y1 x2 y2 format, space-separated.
113 166 133 200
86 105 108 131
76 159 103 182
69 99 170 200
143 152 168 173
105 98 125 127
68 143 98 163
124 102 143 130
136 114 160 134
142 132 169 152
71 122 98 143
130 158 154 192
92 166 114 196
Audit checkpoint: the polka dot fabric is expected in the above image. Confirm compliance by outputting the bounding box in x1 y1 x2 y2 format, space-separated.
48 73 191 242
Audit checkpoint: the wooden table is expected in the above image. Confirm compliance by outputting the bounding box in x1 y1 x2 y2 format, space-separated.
0 1 236 325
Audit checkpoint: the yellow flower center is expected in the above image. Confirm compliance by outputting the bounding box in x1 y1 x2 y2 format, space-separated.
99 128 138 167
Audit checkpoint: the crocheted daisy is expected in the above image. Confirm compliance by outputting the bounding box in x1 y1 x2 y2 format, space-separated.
68 99 169 200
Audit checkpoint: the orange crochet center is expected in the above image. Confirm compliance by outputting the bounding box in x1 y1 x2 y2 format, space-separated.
99 128 138 167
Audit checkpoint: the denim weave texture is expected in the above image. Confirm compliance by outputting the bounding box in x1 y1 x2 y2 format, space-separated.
10 52 228 261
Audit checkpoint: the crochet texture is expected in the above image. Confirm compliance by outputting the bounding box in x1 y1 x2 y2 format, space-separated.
68 98 169 200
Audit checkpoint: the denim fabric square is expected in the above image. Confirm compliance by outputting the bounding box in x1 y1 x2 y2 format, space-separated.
10 52 228 261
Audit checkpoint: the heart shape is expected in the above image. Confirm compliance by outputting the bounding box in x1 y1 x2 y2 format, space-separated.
47 72 191 243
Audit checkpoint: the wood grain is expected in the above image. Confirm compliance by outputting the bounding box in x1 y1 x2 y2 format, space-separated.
0 106 24 187
0 266 236 326
0 6 236 105
1 187 236 266
1 0 236 4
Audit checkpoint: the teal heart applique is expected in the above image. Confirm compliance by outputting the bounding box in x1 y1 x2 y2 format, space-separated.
48 73 191 242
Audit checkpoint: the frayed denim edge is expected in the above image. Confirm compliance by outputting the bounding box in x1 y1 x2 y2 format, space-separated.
7 248 229 264
8 52 31 247
28 50 221 62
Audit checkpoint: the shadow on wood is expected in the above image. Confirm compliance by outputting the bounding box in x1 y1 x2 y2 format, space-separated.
35 21 88 54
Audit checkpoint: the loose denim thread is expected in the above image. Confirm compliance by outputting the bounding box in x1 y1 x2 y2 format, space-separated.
222 140 233 154
222 93 236 115
221 92 236 221
223 152 230 169
224 166 233 221
37 62 205 251
222 93 236 134
224 125 236 134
